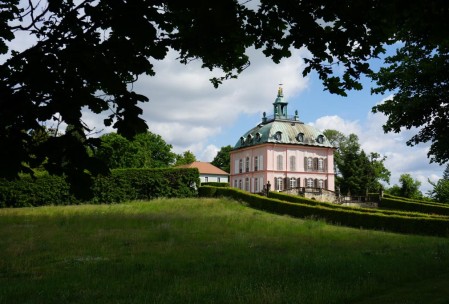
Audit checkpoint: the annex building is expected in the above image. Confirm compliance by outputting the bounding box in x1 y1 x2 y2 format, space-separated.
230 87 335 194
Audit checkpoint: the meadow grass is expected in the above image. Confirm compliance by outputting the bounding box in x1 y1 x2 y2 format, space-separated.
1 198 449 303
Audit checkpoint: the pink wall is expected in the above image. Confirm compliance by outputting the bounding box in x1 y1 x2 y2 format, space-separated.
230 143 335 193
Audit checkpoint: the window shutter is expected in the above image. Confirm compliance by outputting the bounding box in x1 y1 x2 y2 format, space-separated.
234 159 239 174
304 157 308 171
314 178 318 188
259 155 264 170
284 177 288 190
297 178 301 188
325 179 328 190
324 158 327 172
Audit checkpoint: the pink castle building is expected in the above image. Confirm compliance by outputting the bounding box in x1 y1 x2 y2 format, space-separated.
230 87 335 194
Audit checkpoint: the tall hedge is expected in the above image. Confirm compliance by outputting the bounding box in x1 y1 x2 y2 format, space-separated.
0 168 200 207
268 191 445 219
199 186 449 237
379 196 449 216
0 175 75 207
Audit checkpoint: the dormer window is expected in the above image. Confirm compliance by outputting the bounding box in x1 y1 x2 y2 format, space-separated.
274 131 282 141
247 134 254 143
296 132 304 142
240 137 245 145
316 135 324 144
255 132 262 142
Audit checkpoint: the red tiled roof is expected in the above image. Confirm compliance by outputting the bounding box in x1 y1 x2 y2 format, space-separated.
177 161 229 175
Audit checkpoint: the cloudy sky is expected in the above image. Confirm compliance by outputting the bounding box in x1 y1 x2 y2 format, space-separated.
4 4 445 194
106 46 443 194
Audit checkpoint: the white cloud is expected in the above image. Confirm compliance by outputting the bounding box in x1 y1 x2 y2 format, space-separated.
310 115 361 135
129 47 310 156
311 110 444 194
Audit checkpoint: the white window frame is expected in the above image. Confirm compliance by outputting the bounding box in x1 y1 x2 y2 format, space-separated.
277 155 283 171
290 155 296 171
289 177 297 189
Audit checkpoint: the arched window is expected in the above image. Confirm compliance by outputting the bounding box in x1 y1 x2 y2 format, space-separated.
254 178 259 192
245 178 250 191
318 158 323 171
274 131 282 141
306 178 314 188
238 179 243 189
245 157 250 172
277 155 283 171
307 157 313 171
239 159 243 173
290 156 296 171
275 177 283 191
318 179 324 189
254 156 259 171
289 177 297 189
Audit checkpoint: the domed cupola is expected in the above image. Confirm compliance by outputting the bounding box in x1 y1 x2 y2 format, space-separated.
234 87 333 149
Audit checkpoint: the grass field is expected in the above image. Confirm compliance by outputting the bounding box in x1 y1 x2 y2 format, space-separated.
1 198 449 303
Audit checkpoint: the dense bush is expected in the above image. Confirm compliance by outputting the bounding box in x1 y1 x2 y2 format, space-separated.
200 182 229 187
0 175 76 207
92 168 200 203
380 196 449 216
0 168 200 207
200 186 449 237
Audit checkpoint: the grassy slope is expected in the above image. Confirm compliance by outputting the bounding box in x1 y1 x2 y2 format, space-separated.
1 198 449 303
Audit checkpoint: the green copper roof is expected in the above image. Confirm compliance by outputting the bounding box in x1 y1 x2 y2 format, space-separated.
233 87 333 150
233 119 333 149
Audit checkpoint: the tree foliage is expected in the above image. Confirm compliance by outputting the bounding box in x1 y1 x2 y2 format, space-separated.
387 174 423 200
2 1 449 194
211 145 232 173
174 151 197 166
323 130 390 196
96 132 176 169
428 164 449 203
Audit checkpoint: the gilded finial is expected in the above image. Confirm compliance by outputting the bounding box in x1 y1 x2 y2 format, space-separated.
278 83 283 97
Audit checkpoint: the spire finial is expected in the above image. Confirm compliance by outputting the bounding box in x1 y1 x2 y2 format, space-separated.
278 83 283 97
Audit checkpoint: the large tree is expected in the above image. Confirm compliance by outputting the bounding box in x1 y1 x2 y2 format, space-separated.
387 174 423 200
96 131 176 169
323 130 390 196
2 1 449 193
211 145 232 173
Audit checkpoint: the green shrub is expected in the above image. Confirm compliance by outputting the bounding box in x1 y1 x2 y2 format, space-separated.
0 174 76 207
201 182 229 187
0 168 200 207
200 186 449 237
198 186 218 197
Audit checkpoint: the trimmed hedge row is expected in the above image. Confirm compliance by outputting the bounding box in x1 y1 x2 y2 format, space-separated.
379 196 449 216
201 182 229 187
268 191 446 219
0 175 75 208
383 193 448 207
0 168 200 207
199 186 449 237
